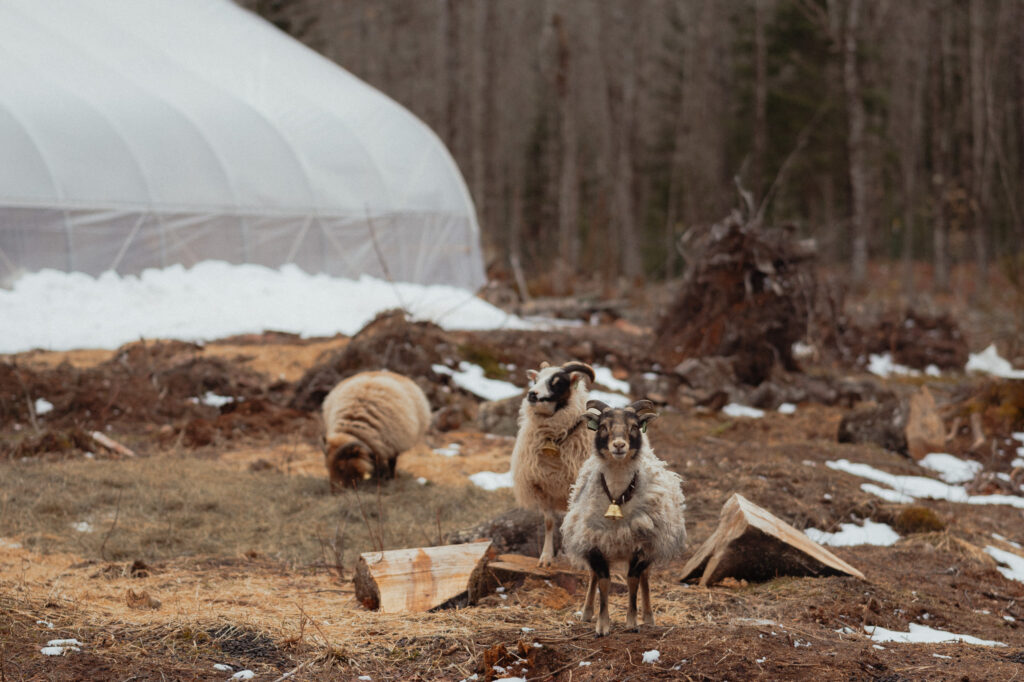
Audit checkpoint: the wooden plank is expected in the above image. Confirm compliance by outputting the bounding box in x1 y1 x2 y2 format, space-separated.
353 540 492 613
679 493 866 586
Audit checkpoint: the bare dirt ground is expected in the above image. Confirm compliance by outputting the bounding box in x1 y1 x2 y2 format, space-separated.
3 274 1024 681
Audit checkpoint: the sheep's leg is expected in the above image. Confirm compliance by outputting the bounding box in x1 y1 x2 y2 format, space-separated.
626 575 640 630
387 455 397 480
640 571 654 626
581 573 597 622
538 512 556 567
628 550 652 629
586 548 611 636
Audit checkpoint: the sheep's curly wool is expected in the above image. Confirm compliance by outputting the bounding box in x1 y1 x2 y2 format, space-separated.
510 383 591 514
322 370 430 484
561 447 687 569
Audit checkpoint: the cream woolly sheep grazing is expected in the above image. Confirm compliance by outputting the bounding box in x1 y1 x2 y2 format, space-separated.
511 360 596 566
321 370 430 492
561 399 687 636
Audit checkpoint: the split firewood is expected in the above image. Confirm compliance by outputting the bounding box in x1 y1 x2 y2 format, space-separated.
679 493 865 587
353 540 492 613
90 431 137 457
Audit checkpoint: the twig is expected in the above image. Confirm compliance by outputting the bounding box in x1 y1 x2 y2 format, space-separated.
99 490 123 561
510 252 532 303
11 365 40 434
270 661 307 682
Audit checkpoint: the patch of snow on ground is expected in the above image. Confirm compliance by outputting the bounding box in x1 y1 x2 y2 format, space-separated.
868 353 920 378
804 520 900 547
860 483 915 504
0 538 23 549
587 389 632 408
469 470 513 491
41 646 80 656
34 398 53 415
826 459 1024 509
433 443 462 457
918 453 983 484
0 262 540 354
36 620 54 628
985 546 1024 583
213 664 233 671
191 392 235 407
439 362 523 402
722 403 765 418
967 345 1024 379
642 650 660 664
865 624 1006 647
70 521 93 533
231 671 255 680
778 402 797 415
593 366 630 394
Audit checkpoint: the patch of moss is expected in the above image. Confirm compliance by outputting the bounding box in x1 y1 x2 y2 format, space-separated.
457 343 509 380
893 506 946 534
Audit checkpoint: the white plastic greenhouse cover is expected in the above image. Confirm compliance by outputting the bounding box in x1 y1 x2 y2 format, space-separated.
0 0 485 290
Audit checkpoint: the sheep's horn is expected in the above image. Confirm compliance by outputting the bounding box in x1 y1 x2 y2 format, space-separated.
586 399 610 414
630 399 657 415
562 362 595 384
539 361 551 369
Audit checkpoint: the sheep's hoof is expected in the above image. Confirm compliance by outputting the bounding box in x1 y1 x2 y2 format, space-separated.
643 614 655 627
537 554 554 567
581 609 594 623
595 618 610 637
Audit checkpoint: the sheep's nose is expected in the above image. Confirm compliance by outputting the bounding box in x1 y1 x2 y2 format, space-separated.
611 438 627 451
527 391 538 403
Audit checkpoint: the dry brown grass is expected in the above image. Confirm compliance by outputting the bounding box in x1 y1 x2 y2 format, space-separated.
0 449 513 569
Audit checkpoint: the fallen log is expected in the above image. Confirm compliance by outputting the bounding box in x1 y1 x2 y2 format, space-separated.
679 493 865 586
486 553 626 594
353 540 492 612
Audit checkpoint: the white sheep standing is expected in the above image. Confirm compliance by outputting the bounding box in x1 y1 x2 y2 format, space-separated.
561 399 687 636
511 361 596 566
321 370 431 492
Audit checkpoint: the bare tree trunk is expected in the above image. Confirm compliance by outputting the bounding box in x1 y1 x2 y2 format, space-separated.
552 8 579 295
843 0 869 287
469 1 487 227
752 0 769 204
930 4 950 292
969 0 988 290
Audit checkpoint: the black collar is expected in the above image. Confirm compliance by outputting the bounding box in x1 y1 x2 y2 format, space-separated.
553 417 587 445
600 471 639 507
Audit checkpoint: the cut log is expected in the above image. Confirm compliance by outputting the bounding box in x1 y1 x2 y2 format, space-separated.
679 493 865 586
353 540 492 613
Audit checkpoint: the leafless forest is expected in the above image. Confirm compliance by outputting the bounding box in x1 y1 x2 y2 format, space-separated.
240 0 1024 294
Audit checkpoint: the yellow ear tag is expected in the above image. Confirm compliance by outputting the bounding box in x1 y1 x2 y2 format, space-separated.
604 503 624 520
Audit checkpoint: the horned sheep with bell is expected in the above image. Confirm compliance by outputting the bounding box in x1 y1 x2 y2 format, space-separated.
560 399 687 636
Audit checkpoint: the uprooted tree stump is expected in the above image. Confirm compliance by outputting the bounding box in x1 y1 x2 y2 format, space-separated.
353 540 493 613
679 493 865 586
654 209 833 387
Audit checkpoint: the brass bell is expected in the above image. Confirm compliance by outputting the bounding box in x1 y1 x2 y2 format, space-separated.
363 471 373 480
541 441 560 457
604 503 624 520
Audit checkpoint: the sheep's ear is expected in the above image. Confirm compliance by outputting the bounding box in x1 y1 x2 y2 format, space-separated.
562 362 595 386
526 369 539 382
586 416 599 430
586 399 610 413
539 361 551 369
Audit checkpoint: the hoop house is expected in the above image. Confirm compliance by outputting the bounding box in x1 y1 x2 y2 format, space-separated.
0 0 484 289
